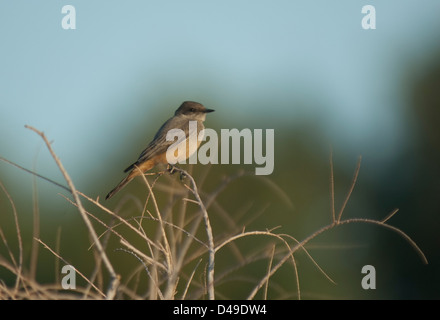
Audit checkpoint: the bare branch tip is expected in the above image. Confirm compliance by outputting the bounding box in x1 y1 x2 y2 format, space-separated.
381 208 399 224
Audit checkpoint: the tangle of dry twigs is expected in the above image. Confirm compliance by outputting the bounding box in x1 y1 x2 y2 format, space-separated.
0 126 427 300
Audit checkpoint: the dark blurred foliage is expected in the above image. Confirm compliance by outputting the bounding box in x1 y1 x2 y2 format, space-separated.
370 50 440 299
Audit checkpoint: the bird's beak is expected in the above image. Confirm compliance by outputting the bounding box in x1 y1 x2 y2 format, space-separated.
204 108 215 113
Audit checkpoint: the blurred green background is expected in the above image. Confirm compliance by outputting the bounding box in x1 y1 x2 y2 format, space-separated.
1 1 439 299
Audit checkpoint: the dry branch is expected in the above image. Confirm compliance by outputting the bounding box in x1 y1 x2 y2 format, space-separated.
24 125 120 299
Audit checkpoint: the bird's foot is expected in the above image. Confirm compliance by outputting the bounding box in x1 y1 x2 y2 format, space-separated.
179 171 187 181
167 164 187 180
167 164 176 174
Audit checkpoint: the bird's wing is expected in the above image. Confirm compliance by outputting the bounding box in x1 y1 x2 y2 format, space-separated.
123 117 191 173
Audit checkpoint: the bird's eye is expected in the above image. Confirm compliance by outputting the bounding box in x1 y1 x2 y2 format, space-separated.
190 108 196 112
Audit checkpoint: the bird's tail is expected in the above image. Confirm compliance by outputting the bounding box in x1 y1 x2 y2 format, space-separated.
105 160 156 200
105 175 134 200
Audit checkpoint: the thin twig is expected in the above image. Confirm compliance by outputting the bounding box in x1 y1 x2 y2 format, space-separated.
136 167 175 299
77 191 164 253
139 172 163 227
279 233 336 285
337 156 362 223
115 246 165 300
0 181 23 295
61 194 168 272
0 156 70 192
170 166 216 300
381 208 399 224
263 245 275 300
181 259 202 300
338 218 428 264
34 238 105 298
24 125 119 299
30 149 41 281
329 148 336 223
54 227 62 285
247 214 428 299
215 229 301 300
137 167 173 273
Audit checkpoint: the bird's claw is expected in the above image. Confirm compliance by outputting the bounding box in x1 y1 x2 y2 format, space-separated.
167 164 176 174
167 164 187 180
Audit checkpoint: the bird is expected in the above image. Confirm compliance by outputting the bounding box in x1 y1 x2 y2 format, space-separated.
105 101 214 200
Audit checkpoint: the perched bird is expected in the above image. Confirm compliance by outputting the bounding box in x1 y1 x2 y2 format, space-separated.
105 101 214 200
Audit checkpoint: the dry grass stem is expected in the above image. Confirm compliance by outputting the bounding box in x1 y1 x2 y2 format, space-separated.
34 238 105 298
24 125 119 299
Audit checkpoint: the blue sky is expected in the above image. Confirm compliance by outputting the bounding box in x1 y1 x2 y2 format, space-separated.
1 1 440 190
